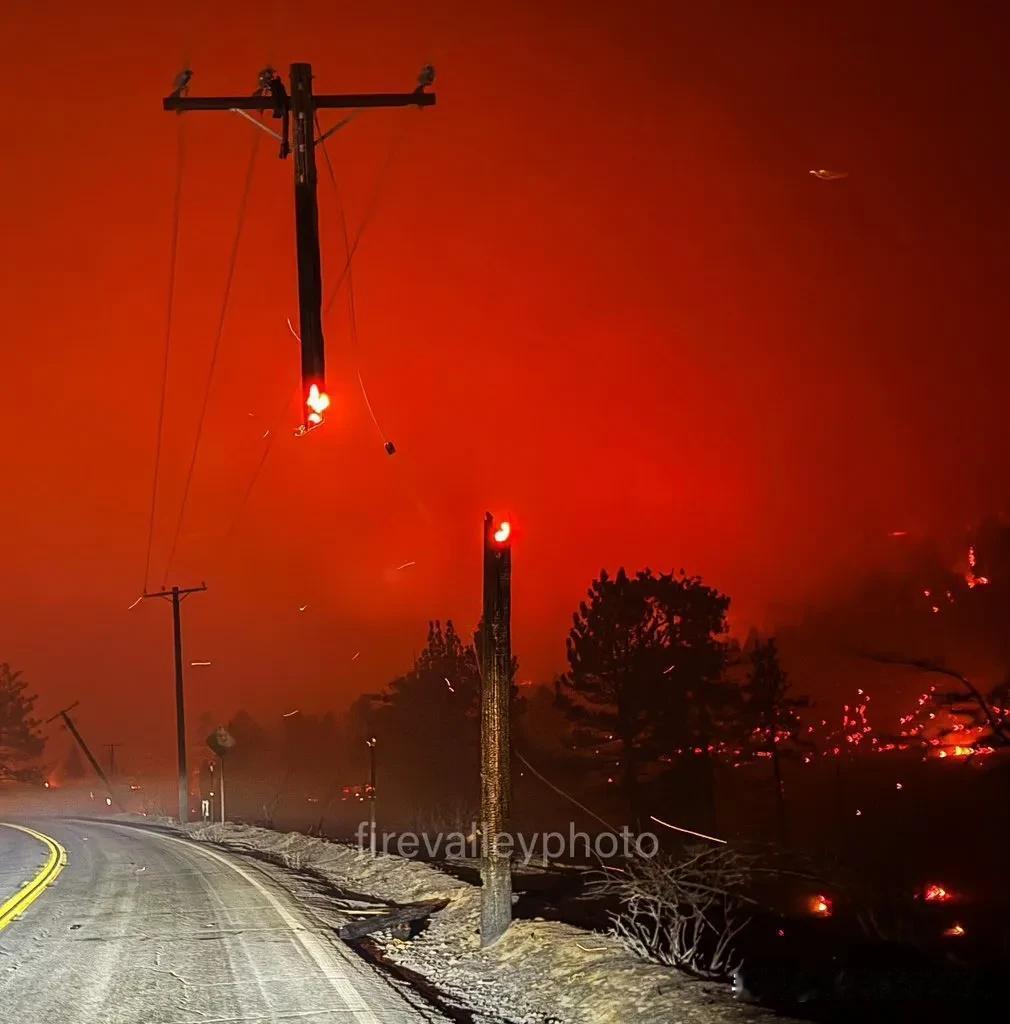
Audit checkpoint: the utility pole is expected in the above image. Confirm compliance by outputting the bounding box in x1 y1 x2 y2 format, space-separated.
45 702 119 808
219 755 226 824
480 512 513 946
366 736 377 856
143 583 207 823
105 742 122 778
163 62 436 432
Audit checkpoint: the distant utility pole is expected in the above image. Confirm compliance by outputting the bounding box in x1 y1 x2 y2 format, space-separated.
163 62 436 433
366 736 377 857
480 512 513 946
45 702 118 808
143 584 207 823
105 742 122 778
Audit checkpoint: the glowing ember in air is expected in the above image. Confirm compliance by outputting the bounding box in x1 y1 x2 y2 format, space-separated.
943 923 966 937
305 384 331 426
924 883 952 903
810 895 833 917
494 521 511 544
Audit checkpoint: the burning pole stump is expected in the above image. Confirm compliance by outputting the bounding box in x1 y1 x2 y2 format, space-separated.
480 512 513 946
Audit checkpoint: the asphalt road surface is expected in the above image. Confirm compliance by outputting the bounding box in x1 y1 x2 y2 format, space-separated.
0 819 439 1023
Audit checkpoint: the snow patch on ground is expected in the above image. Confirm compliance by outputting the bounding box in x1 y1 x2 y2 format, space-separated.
179 822 782 1024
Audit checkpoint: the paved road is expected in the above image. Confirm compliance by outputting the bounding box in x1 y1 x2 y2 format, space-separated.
0 819 438 1023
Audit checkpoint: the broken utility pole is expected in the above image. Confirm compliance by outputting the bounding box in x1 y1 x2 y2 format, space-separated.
45 702 119 808
480 512 513 945
163 62 436 433
143 584 207 823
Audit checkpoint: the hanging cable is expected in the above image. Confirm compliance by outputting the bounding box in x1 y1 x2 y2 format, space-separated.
224 382 301 540
321 111 413 318
163 129 262 583
515 751 619 833
315 114 400 454
143 118 187 594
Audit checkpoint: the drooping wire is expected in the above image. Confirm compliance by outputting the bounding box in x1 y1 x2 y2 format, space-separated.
143 117 187 595
224 382 301 540
163 128 262 583
321 111 413 317
315 113 398 449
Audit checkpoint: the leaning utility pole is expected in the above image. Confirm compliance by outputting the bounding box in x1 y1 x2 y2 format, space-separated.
45 702 118 808
163 62 436 433
143 584 207 823
480 512 513 945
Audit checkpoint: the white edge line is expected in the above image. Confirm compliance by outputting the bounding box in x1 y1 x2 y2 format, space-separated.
106 826 381 1024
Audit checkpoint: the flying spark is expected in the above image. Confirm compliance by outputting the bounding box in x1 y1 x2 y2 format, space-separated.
190 661 211 667
809 168 849 180
394 561 416 571
649 814 726 844
351 651 361 662
298 604 309 612
127 595 144 610
283 709 300 718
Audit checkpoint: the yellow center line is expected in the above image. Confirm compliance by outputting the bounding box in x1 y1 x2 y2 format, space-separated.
0 823 68 930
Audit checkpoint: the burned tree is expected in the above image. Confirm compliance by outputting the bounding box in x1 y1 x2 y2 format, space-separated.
739 637 810 844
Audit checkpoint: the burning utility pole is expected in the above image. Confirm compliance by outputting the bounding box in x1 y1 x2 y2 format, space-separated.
480 512 513 945
143 584 207 823
163 62 436 433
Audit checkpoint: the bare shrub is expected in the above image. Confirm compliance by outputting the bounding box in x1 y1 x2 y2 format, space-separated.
590 845 755 979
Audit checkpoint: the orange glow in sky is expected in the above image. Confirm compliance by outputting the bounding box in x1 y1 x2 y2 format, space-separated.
3 2 1010 754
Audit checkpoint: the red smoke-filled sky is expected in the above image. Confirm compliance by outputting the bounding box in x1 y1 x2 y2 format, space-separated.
2 2 1010 768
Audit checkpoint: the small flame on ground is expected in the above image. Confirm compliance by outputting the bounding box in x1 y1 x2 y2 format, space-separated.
810 894 833 917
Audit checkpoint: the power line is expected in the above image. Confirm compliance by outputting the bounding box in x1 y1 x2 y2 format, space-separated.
144 118 187 594
321 111 413 318
223 384 299 540
315 114 395 451
163 129 262 583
